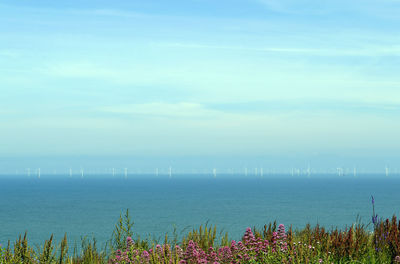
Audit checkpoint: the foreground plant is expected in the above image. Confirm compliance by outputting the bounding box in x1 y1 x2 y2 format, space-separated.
2 207 400 263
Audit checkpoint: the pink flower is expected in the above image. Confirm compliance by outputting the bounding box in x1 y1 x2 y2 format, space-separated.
126 236 134 248
277 224 287 241
243 228 256 244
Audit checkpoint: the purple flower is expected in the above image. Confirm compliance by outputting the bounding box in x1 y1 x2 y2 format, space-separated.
141 250 150 261
126 236 134 248
242 227 255 244
278 224 287 241
371 195 375 205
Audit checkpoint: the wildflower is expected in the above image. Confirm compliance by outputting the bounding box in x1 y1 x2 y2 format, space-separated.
156 244 162 254
372 215 378 225
277 224 287 241
243 227 255 243
126 236 134 248
175 245 184 258
395 256 400 263
207 247 218 262
218 246 233 262
141 250 150 261
237 241 247 252
319 259 323 263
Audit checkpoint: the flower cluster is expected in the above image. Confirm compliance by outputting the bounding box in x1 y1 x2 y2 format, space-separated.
109 226 288 264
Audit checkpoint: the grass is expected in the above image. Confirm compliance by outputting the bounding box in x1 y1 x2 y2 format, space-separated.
1 209 400 263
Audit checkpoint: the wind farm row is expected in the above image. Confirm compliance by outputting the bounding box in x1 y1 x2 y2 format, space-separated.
2 166 399 179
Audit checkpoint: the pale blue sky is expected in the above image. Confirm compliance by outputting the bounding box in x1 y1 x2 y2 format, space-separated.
1 0 399 171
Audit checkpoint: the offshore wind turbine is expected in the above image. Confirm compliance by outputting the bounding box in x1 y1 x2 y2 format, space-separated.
124 168 128 179
169 166 172 179
80 168 84 179
385 166 389 177
255 168 258 176
69 168 72 178
37 168 41 179
156 168 159 177
353 167 357 177
260 167 263 178
213 168 217 178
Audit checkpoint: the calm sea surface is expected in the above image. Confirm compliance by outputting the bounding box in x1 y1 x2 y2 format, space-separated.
1 176 399 247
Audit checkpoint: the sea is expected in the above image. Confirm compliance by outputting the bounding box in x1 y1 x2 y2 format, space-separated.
1 175 399 248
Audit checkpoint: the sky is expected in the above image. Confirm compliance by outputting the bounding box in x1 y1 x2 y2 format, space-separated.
0 0 400 172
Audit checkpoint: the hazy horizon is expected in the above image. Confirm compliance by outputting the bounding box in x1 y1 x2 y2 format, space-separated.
0 154 399 176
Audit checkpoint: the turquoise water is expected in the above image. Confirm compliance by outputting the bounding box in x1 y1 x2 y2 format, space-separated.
1 176 400 247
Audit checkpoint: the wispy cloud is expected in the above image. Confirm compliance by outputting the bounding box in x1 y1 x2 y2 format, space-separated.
99 100 400 121
206 100 400 115
100 102 226 119
67 8 149 18
256 0 400 20
155 42 400 57
255 0 341 15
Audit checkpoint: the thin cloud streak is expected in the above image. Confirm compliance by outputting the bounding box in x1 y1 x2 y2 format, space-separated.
99 100 400 120
67 8 150 18
155 42 400 57
99 102 225 119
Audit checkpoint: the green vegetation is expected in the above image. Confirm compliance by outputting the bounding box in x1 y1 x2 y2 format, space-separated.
1 209 400 263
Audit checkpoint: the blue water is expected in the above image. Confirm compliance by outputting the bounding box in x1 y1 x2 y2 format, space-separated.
1 176 400 248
